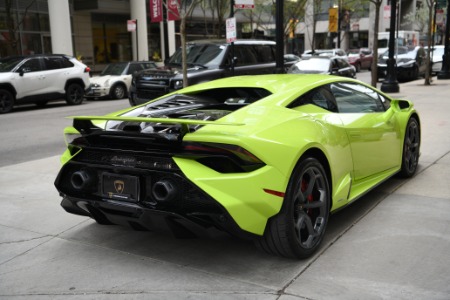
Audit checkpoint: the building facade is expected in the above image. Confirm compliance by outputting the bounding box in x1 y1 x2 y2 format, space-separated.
0 0 438 72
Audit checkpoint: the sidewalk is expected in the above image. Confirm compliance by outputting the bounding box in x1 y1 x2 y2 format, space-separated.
1 79 449 299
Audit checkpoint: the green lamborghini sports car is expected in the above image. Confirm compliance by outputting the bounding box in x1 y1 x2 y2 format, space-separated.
54 74 420 259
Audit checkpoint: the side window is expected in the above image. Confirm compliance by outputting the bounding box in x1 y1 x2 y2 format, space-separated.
288 86 337 112
44 57 74 70
255 45 275 63
127 64 140 74
234 46 258 65
19 58 42 73
331 83 386 113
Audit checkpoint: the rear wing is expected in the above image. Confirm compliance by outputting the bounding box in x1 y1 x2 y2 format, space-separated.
68 115 244 137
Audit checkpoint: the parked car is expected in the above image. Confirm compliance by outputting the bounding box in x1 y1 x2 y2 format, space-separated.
301 48 348 60
287 56 356 78
55 74 420 259
0 54 90 114
85 61 157 100
129 40 296 106
377 46 427 81
429 45 445 75
347 48 373 72
284 54 301 63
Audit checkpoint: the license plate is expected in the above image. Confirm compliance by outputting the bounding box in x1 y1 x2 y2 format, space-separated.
102 173 139 202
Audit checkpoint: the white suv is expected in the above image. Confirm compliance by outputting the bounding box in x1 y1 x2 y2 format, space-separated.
0 54 90 114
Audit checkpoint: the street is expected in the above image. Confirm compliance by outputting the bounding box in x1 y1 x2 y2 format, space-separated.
1 75 450 299
0 99 129 167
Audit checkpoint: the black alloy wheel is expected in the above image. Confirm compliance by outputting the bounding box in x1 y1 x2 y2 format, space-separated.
256 157 330 258
0 89 14 114
399 117 420 177
66 83 84 105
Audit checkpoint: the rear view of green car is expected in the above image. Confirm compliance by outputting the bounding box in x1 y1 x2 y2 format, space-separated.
55 74 420 258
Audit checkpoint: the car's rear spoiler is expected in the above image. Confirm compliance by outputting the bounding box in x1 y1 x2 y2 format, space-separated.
68 115 244 137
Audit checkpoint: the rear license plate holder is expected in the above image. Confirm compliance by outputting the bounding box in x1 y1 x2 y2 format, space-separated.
102 173 139 202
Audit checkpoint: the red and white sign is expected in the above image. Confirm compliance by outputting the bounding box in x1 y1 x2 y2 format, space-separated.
234 0 254 9
127 19 137 32
383 5 390 19
150 0 162 23
226 17 237 43
168 0 180 21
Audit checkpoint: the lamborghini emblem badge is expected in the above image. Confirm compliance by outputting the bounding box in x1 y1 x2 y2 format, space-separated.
114 180 125 194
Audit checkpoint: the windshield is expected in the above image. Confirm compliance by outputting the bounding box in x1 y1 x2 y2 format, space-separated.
100 63 128 76
0 57 24 72
169 44 224 66
289 59 330 73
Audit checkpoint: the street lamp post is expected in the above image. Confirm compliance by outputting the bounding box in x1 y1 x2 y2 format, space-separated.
437 0 450 79
381 0 399 93
275 0 284 73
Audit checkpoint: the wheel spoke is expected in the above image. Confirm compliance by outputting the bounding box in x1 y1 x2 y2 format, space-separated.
301 189 326 209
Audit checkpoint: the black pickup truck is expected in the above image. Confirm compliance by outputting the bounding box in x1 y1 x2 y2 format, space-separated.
129 40 293 106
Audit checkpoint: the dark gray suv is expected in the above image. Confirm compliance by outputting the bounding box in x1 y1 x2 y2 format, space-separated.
129 40 289 106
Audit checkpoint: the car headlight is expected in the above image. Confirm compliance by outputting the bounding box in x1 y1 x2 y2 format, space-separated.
104 79 110 87
173 80 183 90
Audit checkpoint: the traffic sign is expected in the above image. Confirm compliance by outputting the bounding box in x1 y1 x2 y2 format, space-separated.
226 17 237 43
234 0 254 9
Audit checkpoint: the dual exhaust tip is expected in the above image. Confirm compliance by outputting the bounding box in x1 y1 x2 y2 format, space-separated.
71 170 177 202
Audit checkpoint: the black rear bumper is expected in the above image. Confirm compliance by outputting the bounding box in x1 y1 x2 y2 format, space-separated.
55 159 258 240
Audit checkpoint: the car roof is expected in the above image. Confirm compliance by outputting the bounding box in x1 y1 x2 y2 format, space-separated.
186 39 276 46
0 54 74 61
180 74 360 97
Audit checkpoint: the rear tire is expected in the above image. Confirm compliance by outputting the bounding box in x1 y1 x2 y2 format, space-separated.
65 83 84 105
0 89 14 114
399 117 420 177
255 157 330 258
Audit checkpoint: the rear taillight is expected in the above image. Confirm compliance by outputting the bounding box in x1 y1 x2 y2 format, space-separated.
182 142 265 173
84 66 91 73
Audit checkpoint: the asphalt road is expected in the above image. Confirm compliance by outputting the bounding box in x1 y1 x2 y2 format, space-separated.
0 98 130 167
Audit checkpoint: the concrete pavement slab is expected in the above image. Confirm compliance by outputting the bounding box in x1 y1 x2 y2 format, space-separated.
0 236 277 299
395 152 450 199
284 194 450 300
0 225 52 265
0 155 89 236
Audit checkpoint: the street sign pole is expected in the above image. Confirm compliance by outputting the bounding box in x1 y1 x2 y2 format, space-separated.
229 0 235 76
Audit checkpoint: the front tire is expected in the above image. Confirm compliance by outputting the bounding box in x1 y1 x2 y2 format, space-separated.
110 83 126 99
399 117 420 177
256 157 330 258
0 89 14 114
65 83 84 105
